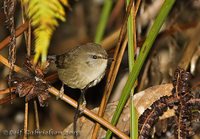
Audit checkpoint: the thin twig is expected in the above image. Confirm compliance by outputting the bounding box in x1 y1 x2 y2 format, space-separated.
108 0 125 28
0 87 16 105
92 0 134 138
27 23 31 56
0 94 17 105
23 102 28 139
0 87 15 95
44 72 58 83
135 0 141 15
0 21 29 51
0 55 27 75
20 0 30 56
101 28 120 50
34 101 40 129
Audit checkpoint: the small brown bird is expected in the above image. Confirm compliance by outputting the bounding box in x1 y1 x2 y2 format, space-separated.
55 43 108 138
56 43 108 91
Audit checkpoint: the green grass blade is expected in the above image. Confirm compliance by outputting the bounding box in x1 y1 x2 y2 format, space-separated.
94 0 113 43
125 0 138 138
105 0 175 138
130 95 138 139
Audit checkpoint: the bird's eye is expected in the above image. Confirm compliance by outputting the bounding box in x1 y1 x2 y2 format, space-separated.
93 55 98 59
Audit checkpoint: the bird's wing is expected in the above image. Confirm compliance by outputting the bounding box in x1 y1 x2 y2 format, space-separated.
56 53 76 69
56 54 66 68
55 46 80 69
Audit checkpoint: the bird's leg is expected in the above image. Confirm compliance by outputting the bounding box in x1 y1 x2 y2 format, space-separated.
57 83 64 99
74 98 81 139
79 89 86 112
73 89 86 139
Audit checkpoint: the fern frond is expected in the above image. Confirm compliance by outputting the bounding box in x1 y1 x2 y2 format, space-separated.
22 0 69 64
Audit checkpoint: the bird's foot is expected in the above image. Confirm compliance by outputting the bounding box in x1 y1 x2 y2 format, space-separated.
79 100 86 114
57 83 64 99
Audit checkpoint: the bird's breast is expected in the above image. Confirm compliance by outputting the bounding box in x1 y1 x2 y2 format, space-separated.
79 59 108 88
